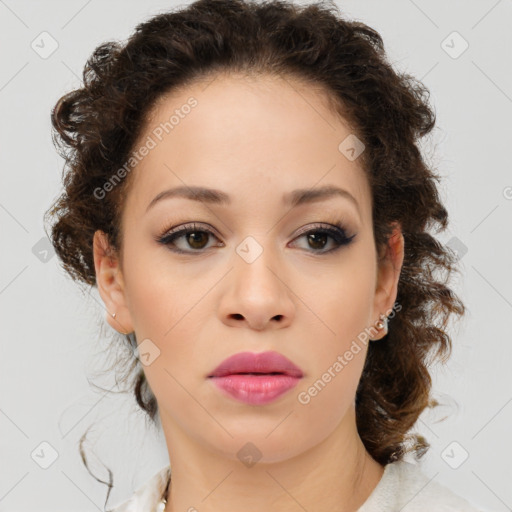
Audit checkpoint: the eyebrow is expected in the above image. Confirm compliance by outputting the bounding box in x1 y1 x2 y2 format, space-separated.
145 184 360 215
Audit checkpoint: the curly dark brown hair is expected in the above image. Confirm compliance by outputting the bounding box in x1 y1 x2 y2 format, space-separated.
44 0 465 507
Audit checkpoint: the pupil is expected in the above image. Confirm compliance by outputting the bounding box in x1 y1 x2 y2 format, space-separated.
308 233 327 249
189 232 207 248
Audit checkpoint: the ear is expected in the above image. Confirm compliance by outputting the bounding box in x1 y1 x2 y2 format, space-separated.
371 223 404 340
92 230 134 335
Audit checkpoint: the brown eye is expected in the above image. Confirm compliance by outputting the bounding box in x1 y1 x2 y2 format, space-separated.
305 232 329 250
290 224 356 254
185 231 210 249
156 223 222 254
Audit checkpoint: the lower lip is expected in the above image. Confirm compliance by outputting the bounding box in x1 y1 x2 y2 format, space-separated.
209 374 301 405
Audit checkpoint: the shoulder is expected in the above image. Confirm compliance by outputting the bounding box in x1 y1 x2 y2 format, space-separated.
107 465 171 512
359 460 485 512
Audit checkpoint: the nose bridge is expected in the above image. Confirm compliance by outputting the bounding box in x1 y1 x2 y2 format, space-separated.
233 233 284 298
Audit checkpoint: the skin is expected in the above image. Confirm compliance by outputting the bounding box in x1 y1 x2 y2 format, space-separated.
93 72 404 512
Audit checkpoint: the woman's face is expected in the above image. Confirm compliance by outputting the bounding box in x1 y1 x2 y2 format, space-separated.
94 73 403 464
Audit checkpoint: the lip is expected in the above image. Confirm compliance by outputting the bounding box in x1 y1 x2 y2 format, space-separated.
207 351 304 405
208 350 304 378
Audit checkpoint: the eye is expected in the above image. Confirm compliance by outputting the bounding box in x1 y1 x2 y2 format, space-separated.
290 222 356 254
156 223 222 253
155 221 356 254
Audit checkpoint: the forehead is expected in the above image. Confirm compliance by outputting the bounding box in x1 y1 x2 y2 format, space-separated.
125 73 371 217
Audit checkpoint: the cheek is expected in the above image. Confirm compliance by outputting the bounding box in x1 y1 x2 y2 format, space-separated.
299 247 375 392
122 239 198 335
121 240 210 372
306 283 371 396
305 257 376 341
297 352 365 411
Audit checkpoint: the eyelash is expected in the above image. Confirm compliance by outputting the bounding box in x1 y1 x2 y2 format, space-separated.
155 219 356 255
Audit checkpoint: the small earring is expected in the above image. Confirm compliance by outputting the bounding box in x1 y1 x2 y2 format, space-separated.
371 313 388 341
375 314 386 330
110 311 131 335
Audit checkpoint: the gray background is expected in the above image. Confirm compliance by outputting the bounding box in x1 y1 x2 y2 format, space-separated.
1 0 511 510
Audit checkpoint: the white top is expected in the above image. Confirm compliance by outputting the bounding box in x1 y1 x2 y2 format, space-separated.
108 459 485 512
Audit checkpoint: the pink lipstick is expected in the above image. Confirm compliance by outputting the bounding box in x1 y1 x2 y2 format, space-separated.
207 350 303 405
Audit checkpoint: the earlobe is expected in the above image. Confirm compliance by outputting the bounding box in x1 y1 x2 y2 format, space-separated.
92 230 134 335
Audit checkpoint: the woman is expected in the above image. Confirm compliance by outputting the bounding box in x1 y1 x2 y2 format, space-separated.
44 0 483 510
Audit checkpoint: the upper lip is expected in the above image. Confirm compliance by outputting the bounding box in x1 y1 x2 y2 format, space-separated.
208 350 303 378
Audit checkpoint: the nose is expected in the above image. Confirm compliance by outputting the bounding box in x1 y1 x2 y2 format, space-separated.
217 246 295 331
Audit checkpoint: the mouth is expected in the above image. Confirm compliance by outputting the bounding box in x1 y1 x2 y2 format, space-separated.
207 351 304 379
207 351 303 405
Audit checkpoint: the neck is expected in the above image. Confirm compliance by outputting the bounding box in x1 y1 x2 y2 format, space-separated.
160 405 384 512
